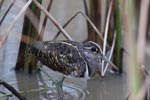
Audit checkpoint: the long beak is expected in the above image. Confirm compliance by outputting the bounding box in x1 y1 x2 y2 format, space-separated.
99 54 119 71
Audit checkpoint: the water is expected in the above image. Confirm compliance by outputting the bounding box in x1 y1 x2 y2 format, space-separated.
0 70 126 100
0 0 129 100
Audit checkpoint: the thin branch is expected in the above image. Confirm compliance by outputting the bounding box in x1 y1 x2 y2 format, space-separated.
101 0 114 76
0 0 16 26
80 11 104 42
53 11 80 40
102 0 113 55
0 0 32 48
33 0 73 41
83 0 88 17
53 11 106 46
38 0 53 40
102 31 116 76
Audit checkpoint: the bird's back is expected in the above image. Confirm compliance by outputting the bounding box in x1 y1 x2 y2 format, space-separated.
29 40 88 77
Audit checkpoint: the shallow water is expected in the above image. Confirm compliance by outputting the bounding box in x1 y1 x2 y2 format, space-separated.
0 67 127 100
1 0 146 100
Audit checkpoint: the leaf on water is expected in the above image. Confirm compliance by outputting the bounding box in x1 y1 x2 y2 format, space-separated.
0 34 8 48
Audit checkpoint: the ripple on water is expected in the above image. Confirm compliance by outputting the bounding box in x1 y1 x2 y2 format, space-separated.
39 81 87 100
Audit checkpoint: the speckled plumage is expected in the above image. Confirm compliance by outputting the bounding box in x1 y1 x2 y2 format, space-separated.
29 40 114 78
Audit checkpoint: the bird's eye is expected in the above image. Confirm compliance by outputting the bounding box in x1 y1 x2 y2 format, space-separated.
91 46 99 53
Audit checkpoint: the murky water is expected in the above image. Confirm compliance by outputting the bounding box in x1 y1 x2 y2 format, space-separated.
0 0 137 100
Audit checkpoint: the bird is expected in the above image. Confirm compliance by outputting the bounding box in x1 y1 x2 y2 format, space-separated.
28 40 118 79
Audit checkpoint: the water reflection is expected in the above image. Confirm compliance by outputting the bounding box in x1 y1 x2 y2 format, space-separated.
0 0 127 100
87 74 127 100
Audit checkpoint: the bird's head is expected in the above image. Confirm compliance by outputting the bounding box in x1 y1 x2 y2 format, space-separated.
82 41 118 77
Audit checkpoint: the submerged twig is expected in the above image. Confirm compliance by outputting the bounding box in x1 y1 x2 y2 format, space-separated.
0 80 26 100
0 91 10 100
0 0 32 48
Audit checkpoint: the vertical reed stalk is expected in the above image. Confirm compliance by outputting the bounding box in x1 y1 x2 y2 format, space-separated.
88 0 102 44
123 0 141 99
113 0 123 73
15 0 42 72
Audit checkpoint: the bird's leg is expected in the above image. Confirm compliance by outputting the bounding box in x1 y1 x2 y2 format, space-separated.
55 77 65 100
37 62 56 85
37 64 65 100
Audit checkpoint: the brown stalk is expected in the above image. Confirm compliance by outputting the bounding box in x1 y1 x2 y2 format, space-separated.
0 0 32 48
33 0 73 41
38 0 53 40
53 11 108 47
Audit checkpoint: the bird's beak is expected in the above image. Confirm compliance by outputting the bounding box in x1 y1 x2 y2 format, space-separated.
99 54 119 71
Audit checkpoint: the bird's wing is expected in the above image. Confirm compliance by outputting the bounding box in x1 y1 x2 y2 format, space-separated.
29 41 88 77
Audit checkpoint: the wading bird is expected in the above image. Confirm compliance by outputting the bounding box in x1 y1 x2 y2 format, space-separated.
29 40 118 79
28 40 118 99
